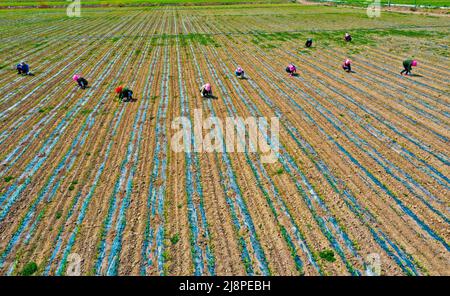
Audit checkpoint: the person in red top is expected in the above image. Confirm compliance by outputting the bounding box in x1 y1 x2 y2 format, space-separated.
115 86 133 102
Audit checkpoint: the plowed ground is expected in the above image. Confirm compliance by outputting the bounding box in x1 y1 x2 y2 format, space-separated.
0 4 448 275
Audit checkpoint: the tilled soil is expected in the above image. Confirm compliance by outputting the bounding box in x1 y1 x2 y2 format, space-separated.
0 5 448 276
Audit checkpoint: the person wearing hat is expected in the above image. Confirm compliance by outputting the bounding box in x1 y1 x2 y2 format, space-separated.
235 67 245 79
285 63 297 76
342 59 352 73
115 86 133 102
400 59 418 76
200 83 212 98
344 33 352 42
73 74 88 89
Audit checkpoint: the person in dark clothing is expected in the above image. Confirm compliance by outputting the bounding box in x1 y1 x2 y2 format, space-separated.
285 64 296 76
235 67 245 79
400 59 417 76
73 74 88 89
115 86 133 102
17 61 30 75
305 38 313 48
344 33 352 42
200 83 212 98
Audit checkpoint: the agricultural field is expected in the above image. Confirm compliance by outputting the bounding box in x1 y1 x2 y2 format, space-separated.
0 0 290 8
310 0 450 8
0 3 449 276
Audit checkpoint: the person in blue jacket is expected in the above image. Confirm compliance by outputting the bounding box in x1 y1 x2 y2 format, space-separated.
17 61 30 75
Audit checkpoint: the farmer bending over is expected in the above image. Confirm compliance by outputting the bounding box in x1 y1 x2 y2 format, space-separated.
73 74 88 89
285 63 297 76
400 59 417 76
344 33 352 42
200 83 212 98
235 67 245 79
342 59 352 72
17 61 30 75
115 86 133 102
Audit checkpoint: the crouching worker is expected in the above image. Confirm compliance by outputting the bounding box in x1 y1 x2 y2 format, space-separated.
200 83 212 98
73 74 88 89
235 67 245 79
400 59 417 76
342 59 352 72
305 38 313 48
17 61 30 75
344 33 352 42
115 86 133 102
285 64 297 76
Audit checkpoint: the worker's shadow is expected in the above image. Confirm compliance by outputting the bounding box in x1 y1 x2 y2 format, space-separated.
409 74 423 77
290 73 299 77
204 95 218 100
125 98 138 103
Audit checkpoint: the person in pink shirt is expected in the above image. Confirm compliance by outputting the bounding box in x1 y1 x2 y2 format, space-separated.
73 74 88 89
200 83 212 98
285 64 297 76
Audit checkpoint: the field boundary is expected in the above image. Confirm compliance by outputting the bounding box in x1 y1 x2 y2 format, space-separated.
298 0 450 13
0 1 288 10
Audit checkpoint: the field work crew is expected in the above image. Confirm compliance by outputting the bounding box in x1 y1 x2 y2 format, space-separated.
200 83 212 98
16 61 30 75
235 67 245 79
305 38 313 48
400 59 417 76
73 74 88 89
285 63 297 76
115 86 133 102
342 59 352 72
344 33 352 42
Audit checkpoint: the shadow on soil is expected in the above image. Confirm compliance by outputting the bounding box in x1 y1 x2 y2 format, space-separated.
203 95 218 100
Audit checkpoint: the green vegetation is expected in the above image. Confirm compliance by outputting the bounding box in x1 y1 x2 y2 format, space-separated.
170 233 180 245
4 176 14 182
309 0 449 8
0 0 289 8
19 262 38 276
81 109 92 115
319 249 336 262
38 106 54 113
55 211 62 219
275 168 284 175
